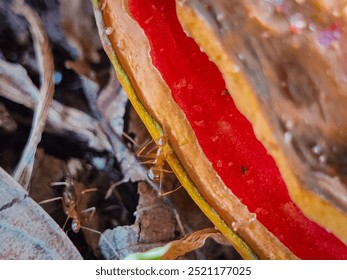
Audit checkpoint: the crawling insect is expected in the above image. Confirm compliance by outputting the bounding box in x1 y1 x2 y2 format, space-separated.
39 178 97 233
39 178 116 256
104 134 182 199
137 135 182 196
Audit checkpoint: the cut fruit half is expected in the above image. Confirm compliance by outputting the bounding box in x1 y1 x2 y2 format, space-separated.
93 0 347 259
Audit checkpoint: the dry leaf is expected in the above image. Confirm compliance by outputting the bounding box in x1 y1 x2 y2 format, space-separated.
96 68 126 136
0 166 82 259
0 58 112 152
60 0 101 63
161 228 229 260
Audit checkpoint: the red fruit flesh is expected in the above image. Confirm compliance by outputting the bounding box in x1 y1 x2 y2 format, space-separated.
128 0 347 259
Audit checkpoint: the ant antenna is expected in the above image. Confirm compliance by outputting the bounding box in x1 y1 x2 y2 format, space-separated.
121 132 141 148
79 226 118 259
104 178 128 199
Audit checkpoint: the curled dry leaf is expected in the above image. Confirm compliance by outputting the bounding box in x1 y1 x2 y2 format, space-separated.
125 228 230 260
0 167 82 259
161 228 229 260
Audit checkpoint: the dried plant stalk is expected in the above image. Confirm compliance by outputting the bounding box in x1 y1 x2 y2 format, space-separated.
12 0 55 189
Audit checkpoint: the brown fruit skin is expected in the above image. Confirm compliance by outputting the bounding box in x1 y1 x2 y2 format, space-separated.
176 0 347 244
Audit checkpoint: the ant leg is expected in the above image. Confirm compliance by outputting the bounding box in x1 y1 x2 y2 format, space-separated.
128 159 156 171
158 169 164 195
157 169 183 196
38 196 63 205
137 154 157 160
133 140 160 172
79 226 118 258
77 187 98 206
80 207 96 221
136 160 157 165
62 215 70 232
147 165 180 196
144 145 158 156
158 169 174 174
80 188 98 196
50 181 69 187
150 166 175 174
121 132 141 148
136 139 154 158
158 185 183 196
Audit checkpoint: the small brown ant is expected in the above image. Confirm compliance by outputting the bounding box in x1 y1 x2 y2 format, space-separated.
136 135 182 196
104 134 182 199
39 178 97 233
39 178 116 257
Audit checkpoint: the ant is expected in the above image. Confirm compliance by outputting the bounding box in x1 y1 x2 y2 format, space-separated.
39 178 116 257
39 178 97 233
136 135 182 196
104 134 182 199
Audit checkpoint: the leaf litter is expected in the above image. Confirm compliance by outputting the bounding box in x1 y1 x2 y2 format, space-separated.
0 0 240 259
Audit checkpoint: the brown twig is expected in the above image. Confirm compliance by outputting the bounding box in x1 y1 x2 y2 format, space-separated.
12 0 55 190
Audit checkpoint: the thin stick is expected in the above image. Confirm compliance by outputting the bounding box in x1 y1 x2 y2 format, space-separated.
174 209 186 236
